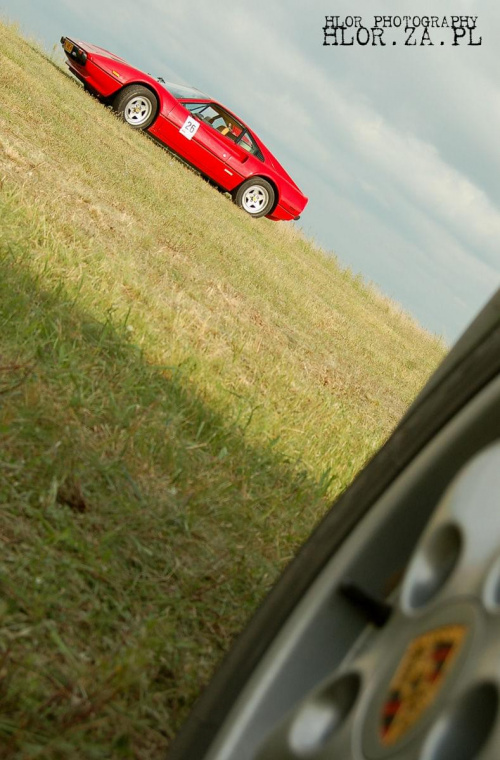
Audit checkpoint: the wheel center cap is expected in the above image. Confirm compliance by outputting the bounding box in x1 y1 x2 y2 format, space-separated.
362 602 479 758
379 624 467 747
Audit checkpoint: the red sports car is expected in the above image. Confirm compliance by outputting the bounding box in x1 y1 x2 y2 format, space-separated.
61 37 308 221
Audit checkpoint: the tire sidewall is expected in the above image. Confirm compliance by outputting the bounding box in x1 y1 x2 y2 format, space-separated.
234 178 275 218
113 86 158 130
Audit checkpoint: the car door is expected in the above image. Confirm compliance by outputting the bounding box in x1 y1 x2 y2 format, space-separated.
149 100 261 189
179 102 254 189
148 101 219 175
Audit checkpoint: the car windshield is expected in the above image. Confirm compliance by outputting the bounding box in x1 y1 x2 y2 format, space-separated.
159 81 207 100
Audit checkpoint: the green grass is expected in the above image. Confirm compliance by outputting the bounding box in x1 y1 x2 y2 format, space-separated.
0 20 445 758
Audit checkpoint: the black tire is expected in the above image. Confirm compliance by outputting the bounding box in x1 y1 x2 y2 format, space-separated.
168 289 500 759
233 178 275 218
112 85 158 130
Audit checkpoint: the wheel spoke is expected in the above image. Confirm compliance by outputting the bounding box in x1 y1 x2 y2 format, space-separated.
256 673 361 759
400 443 500 612
241 184 269 214
123 94 153 126
419 681 498 760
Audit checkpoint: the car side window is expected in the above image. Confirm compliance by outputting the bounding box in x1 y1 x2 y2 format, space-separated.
182 102 241 138
237 131 264 161
181 101 264 161
183 102 220 123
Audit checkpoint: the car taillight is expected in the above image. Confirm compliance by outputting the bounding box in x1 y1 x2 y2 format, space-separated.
60 37 87 65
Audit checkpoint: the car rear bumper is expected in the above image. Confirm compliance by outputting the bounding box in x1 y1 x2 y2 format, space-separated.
267 191 308 221
267 203 301 222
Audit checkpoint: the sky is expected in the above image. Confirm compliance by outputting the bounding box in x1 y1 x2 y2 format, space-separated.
1 0 499 342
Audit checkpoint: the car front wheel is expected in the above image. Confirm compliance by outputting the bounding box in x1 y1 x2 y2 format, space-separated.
112 85 158 129
234 178 275 218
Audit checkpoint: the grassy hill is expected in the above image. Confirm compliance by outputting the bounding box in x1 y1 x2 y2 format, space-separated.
0 20 445 759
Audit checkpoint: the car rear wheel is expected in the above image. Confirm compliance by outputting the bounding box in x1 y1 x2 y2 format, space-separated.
112 85 158 129
234 178 275 218
167 291 500 760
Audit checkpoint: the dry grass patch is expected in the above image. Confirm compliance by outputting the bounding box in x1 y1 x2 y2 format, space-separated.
0 20 446 758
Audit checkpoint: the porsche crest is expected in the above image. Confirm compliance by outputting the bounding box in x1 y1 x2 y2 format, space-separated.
380 625 467 746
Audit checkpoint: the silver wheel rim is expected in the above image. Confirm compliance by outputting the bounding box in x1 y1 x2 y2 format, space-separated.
241 185 269 214
124 95 153 126
200 372 500 760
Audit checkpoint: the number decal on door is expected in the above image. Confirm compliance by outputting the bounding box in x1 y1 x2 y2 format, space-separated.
179 115 200 140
